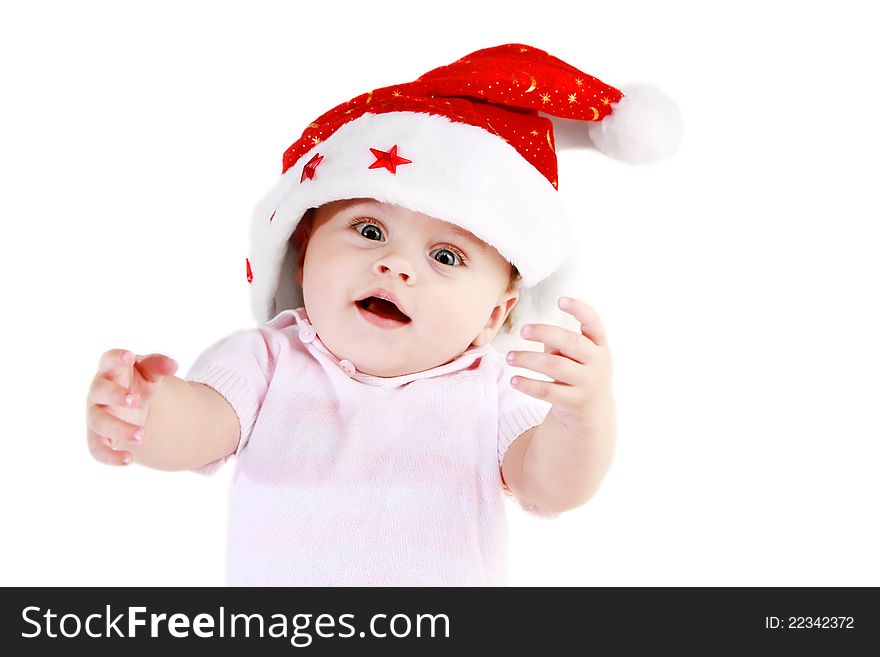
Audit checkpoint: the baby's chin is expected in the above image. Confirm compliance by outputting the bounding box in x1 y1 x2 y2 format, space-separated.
332 345 462 378
348 355 454 378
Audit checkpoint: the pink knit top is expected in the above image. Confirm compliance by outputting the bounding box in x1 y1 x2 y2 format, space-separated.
185 307 558 586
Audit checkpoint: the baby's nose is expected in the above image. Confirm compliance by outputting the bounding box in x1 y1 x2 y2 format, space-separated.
374 257 415 282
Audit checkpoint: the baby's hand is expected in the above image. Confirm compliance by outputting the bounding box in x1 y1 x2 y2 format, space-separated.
85 349 178 466
506 296 613 434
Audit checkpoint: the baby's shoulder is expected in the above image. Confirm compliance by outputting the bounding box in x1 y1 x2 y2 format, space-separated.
257 309 305 345
200 310 302 366
463 346 509 387
248 311 307 363
263 308 300 331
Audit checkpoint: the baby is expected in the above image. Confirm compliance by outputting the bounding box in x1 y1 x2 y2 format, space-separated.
85 43 678 585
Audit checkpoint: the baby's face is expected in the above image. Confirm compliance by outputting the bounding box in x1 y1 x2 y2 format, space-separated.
295 198 518 377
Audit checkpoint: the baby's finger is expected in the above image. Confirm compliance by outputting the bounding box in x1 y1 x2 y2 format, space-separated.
506 350 585 386
86 405 145 447
88 377 140 409
97 349 135 382
127 354 178 401
87 430 133 466
521 323 592 365
510 375 576 407
134 354 178 384
558 297 609 347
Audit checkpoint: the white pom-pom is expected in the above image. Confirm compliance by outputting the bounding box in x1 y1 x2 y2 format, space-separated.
587 83 682 164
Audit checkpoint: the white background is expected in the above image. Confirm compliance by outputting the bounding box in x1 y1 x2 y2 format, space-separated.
2 0 877 586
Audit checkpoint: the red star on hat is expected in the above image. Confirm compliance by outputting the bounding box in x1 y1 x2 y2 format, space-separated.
368 145 412 174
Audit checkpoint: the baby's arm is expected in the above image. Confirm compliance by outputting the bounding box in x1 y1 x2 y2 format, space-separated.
501 297 617 513
86 349 239 472
502 408 616 514
135 377 239 471
502 296 616 512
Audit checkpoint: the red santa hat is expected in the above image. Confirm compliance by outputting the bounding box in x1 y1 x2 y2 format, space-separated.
246 43 682 341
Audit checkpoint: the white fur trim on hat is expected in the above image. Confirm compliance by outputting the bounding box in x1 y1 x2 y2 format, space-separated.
248 111 576 325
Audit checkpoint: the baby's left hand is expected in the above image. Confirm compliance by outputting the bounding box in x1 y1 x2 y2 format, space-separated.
506 296 613 435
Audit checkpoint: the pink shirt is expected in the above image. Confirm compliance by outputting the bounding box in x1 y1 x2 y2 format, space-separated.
185 307 558 586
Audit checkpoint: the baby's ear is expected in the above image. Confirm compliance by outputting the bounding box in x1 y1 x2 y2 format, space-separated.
292 211 315 286
501 288 520 325
292 210 315 250
472 291 519 347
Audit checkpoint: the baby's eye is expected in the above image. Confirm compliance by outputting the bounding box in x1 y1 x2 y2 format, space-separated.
351 221 385 241
430 247 465 267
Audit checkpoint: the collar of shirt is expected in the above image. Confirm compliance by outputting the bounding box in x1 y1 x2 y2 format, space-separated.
279 307 497 388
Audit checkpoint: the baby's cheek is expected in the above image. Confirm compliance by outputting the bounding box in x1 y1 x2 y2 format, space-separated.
428 311 480 353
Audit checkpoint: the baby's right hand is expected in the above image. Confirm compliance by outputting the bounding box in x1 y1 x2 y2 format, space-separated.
86 349 178 466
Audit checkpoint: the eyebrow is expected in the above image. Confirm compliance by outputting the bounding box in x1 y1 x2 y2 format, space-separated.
443 223 488 251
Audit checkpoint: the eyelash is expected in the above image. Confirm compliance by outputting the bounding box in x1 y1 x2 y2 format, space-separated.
347 218 468 266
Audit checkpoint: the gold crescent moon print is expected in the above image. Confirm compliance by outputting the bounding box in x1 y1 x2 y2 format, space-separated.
513 71 537 93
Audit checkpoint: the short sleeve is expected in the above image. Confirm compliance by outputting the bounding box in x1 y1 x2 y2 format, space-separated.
497 362 560 519
184 327 279 476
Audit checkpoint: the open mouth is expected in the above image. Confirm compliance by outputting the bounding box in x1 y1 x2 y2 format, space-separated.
355 297 412 323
